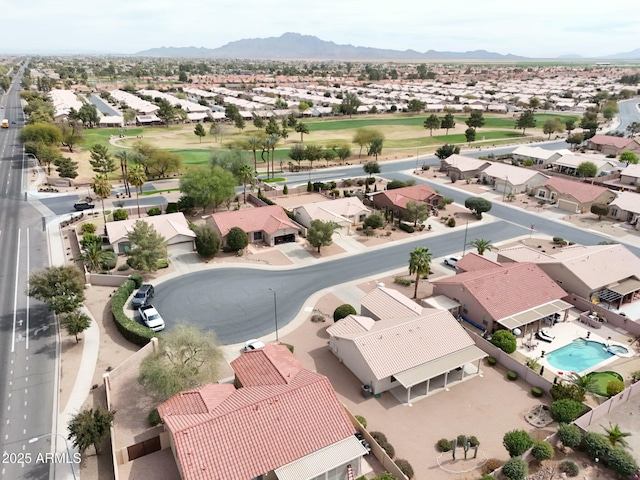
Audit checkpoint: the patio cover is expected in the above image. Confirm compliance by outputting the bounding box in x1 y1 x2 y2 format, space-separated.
275 436 368 480
394 345 486 389
422 295 460 311
608 278 640 296
497 300 572 330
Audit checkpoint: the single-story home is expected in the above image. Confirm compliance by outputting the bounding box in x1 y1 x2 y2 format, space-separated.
551 154 619 177
619 164 640 186
158 345 367 480
360 285 423 320
432 262 570 333
327 308 486 403
135 114 163 126
534 176 615 213
207 205 302 247
455 253 502 273
105 212 195 254
608 191 640 227
512 146 562 165
370 184 442 219
293 197 370 234
439 154 490 179
497 243 640 310
480 162 550 195
587 135 640 156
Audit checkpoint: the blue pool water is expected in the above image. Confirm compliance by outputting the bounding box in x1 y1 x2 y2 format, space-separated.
546 339 616 373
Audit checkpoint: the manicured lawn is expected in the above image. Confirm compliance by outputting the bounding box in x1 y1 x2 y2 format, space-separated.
586 371 624 397
170 149 211 166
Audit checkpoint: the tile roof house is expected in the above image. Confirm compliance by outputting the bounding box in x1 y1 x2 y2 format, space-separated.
432 262 570 332
207 205 302 247
158 345 367 480
455 253 502 273
587 135 640 156
512 146 562 165
480 163 550 195
551 154 619 177
327 308 486 403
497 244 640 309
360 286 423 320
608 191 640 228
439 154 490 179
534 176 615 213
370 184 442 218
293 197 370 233
105 212 195 254
619 164 640 186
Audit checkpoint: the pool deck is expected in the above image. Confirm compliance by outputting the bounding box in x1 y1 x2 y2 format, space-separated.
514 308 639 381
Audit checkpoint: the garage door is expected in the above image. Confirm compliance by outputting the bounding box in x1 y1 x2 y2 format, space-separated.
557 199 579 213
274 234 296 245
168 241 195 254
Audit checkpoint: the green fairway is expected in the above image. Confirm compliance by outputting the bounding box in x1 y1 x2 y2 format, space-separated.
170 149 211 165
586 371 624 397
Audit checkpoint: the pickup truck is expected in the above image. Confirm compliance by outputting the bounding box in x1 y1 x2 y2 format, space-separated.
138 305 165 332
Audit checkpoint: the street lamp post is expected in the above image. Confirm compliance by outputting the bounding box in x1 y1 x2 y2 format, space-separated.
268 288 279 342
29 433 77 480
462 220 469 256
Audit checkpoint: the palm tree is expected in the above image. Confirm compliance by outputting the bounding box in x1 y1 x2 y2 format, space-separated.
247 136 261 175
602 422 631 449
568 372 600 397
408 246 432 299
268 133 279 179
466 238 495 256
295 122 310 143
127 164 147 218
115 150 133 197
238 164 254 204
262 136 276 179
91 174 112 226
79 242 113 273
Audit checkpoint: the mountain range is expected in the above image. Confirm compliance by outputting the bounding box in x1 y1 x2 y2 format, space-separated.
134 33 640 61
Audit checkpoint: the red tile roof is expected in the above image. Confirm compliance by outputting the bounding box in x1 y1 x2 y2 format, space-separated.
433 263 567 320
231 344 303 386
378 184 440 209
589 135 638 150
158 346 355 480
456 253 502 272
209 205 299 237
541 176 610 203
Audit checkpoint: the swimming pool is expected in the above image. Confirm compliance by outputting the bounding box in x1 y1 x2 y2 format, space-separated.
546 339 626 373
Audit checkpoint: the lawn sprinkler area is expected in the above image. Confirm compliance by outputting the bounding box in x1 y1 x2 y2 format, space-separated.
586 371 624 397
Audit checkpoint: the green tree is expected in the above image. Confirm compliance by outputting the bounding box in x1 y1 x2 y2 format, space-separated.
353 128 379 158
564 118 576 134
288 143 306 170
620 151 639 166
19 122 63 145
179 166 235 212
127 164 147 218
234 115 246 132
590 203 610 221
238 163 254 204
566 132 584 150
441 112 455 135
502 458 528 480
529 97 541 110
340 91 361 118
307 220 340 253
503 429 534 457
363 161 381 182
190 224 221 258
25 143 61 175
542 118 565 139
601 422 631 449
59 123 83 152
68 406 115 454
368 135 384 160
466 238 495 255
465 127 476 143
408 246 432 299
627 121 640 136
295 121 309 143
531 441 554 462
92 174 112 225
435 143 460 160
126 221 167 271
549 399 586 423
515 110 537 134
405 201 428 226
89 144 116 175
60 309 92 343
54 156 79 179
138 324 223 401
246 136 262 174
490 330 517 353
363 214 384 229
465 196 492 219
305 144 323 170
423 114 441 136
252 114 265 130
576 161 597 178
226 226 249 251
115 150 137 198
265 116 280 136
333 304 357 322
156 98 176 127
78 104 100 128
194 123 206 143
557 423 582 449
407 99 425 113
580 109 599 138
466 110 485 131
28 265 86 315
601 100 618 121
322 147 337 167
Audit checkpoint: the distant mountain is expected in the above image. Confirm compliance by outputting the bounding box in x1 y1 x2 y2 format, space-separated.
134 33 525 60
601 48 640 60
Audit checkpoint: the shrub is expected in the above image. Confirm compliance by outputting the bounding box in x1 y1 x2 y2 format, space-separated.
503 429 533 457
157 259 169 269
165 202 179 214
398 222 415 233
355 415 367 428
381 441 395 459
606 379 624 397
557 423 582 448
550 382 585 402
580 431 612 460
363 227 375 237
393 277 413 286
192 224 221 258
79 222 96 234
502 458 528 480
531 386 543 397
394 459 414 479
479 476 497 480
148 408 160 426
283 184 289 195
147 206 162 216
80 232 100 249
176 195 195 212
280 342 294 353
468 436 480 447
531 441 554 462
387 179 407 190
307 181 312 192
371 431 388 444
110 279 154 347
558 460 579 477
447 217 456 227
117 263 130 271
101 251 117 270
552 236 564 244
490 330 517 354
225 226 249 251
436 438 453 452
481 459 503 475
507 370 518 381
549 399 585 423
113 208 128 221
129 274 143 288
333 304 357 322
363 214 384 229
608 447 639 477
487 356 497 366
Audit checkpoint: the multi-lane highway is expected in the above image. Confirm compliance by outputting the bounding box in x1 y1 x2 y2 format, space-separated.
0 68 60 480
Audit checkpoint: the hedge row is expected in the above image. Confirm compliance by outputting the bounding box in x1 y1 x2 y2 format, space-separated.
111 275 156 346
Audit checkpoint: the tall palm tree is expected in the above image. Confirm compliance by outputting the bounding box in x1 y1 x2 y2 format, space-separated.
295 122 310 143
408 246 432 299
91 174 112 226
262 136 276 179
247 136 261 175
268 133 279 179
115 150 133 197
466 238 495 256
127 164 147 218
602 422 631 449
238 164 254 204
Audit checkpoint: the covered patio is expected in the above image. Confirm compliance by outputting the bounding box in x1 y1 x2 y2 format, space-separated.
497 300 573 347
593 278 640 310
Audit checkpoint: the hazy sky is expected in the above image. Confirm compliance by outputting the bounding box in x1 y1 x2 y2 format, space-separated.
4 0 639 57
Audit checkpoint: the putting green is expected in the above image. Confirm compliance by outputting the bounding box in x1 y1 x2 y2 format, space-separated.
586 371 624 397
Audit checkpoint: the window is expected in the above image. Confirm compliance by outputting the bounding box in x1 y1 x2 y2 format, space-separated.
359 214 366 222
253 231 263 241
550 192 557 201
462 304 468 314
537 189 546 198
611 208 618 216
482 316 489 326
118 242 131 254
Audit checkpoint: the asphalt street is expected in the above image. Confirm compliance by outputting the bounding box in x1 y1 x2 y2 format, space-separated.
612 98 640 136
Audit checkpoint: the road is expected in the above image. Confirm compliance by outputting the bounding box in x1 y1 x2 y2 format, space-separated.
0 68 61 480
613 98 640 136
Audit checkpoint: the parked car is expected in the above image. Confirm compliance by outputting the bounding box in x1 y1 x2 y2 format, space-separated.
73 201 95 211
132 284 155 308
444 256 461 267
243 339 265 352
138 305 165 332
